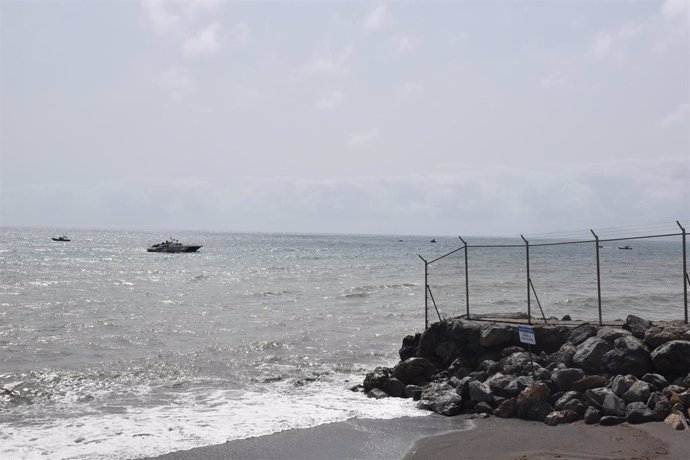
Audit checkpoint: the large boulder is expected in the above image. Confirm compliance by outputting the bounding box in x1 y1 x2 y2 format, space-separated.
363 367 391 392
601 336 652 377
417 388 464 416
624 315 652 339
392 357 436 385
597 327 631 342
641 373 669 391
517 382 552 421
486 373 533 398
381 377 406 398
417 320 482 367
567 324 598 346
572 337 614 373
611 374 637 397
650 340 690 373
495 398 517 418
501 351 540 375
573 375 607 392
468 380 494 404
644 324 690 349
554 391 586 411
479 324 516 348
622 380 651 404
399 333 421 361
550 342 577 366
602 392 626 417
551 368 585 392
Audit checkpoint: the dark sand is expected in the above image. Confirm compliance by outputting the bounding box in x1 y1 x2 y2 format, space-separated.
150 415 690 460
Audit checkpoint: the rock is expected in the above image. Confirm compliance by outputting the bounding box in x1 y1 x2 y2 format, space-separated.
573 375 607 392
584 406 602 424
468 380 494 404
641 373 669 391
682 372 690 389
417 319 483 367
562 399 586 416
622 381 652 404
501 352 538 375
425 391 464 416
495 398 517 418
554 391 586 411
601 336 652 377
501 346 525 358
404 384 424 400
651 340 690 373
624 315 652 339
625 401 654 424
664 411 689 430
533 325 571 353
392 357 436 385
545 410 578 426
550 342 577 367
382 377 406 398
366 388 388 399
663 385 686 399
480 324 516 347
478 359 501 375
597 327 631 342
363 367 391 392
599 416 625 426
602 392 626 417
551 368 586 391
562 314 572 321
610 374 637 397
585 387 611 409
568 324 598 346
474 401 494 415
644 324 690 349
669 391 690 407
486 373 532 398
572 337 614 373
653 399 672 421
399 333 421 362
517 382 552 421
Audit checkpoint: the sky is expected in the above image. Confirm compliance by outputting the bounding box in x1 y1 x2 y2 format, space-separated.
1 0 688 236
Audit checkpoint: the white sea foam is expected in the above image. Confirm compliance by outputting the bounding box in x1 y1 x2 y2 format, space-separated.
0 379 427 460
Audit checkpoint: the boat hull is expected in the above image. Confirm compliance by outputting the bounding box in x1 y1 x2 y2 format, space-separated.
147 245 202 253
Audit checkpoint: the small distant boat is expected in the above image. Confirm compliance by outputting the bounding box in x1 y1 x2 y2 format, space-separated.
430 239 437 243
618 245 632 250
52 236 71 242
147 238 202 253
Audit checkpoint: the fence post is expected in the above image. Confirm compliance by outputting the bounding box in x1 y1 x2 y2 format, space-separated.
521 235 531 325
419 255 429 330
459 237 470 320
591 229 603 326
678 221 688 324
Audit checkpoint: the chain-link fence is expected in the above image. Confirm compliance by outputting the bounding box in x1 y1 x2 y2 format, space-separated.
420 222 689 329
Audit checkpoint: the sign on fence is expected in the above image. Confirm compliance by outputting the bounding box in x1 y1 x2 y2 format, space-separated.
518 326 536 345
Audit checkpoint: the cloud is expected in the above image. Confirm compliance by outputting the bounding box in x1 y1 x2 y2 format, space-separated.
142 0 180 34
183 23 221 56
297 44 353 77
230 23 250 47
592 21 645 58
158 67 195 96
362 4 392 32
392 36 415 54
658 102 690 127
662 0 690 24
398 81 424 97
314 91 345 111
348 128 380 146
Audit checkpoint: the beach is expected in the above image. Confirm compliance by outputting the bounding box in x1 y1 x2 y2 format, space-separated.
151 415 690 460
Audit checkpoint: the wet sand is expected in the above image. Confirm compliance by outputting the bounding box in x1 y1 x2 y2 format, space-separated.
150 415 690 460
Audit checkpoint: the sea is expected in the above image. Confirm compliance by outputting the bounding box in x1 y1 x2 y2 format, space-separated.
0 227 686 459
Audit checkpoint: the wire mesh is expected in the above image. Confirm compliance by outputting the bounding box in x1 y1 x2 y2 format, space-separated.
422 225 688 326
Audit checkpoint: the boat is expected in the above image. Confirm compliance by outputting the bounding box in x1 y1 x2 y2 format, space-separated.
430 238 437 243
52 236 71 242
618 245 632 250
147 238 202 253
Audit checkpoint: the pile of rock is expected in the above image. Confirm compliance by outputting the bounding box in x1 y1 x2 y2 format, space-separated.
359 315 690 430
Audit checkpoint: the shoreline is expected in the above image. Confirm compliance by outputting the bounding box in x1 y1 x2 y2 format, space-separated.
147 414 690 460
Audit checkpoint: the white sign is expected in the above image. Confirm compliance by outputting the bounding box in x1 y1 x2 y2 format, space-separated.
518 326 536 345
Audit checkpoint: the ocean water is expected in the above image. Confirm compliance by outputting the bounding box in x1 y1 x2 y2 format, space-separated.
0 228 686 459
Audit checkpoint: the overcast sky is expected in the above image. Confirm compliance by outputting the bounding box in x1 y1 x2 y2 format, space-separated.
1 0 688 236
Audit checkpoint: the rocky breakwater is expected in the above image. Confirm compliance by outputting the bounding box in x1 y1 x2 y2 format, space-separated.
358 315 690 431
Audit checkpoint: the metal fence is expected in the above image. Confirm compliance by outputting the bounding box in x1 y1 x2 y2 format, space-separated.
420 221 689 329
